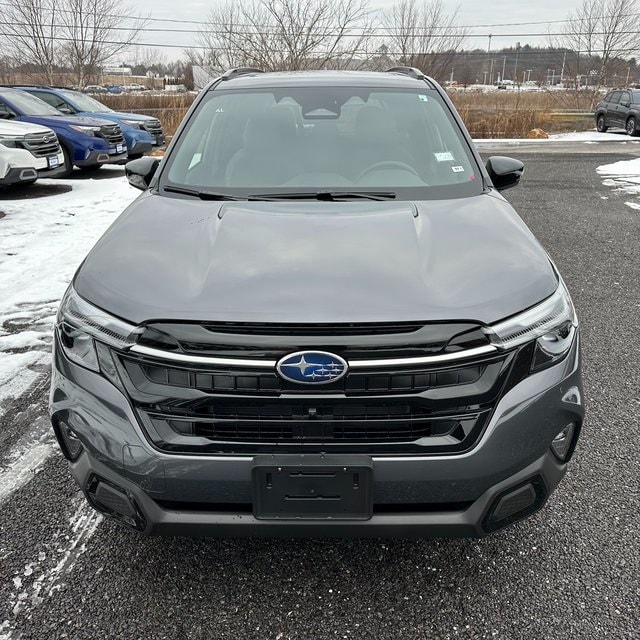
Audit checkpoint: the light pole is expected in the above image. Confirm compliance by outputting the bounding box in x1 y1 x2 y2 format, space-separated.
488 34 493 85
514 42 521 86
626 66 631 85
501 57 506 82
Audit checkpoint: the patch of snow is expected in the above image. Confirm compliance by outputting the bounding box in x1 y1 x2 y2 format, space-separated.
2 497 102 636
0 414 55 504
549 130 636 142
0 170 138 398
597 157 640 210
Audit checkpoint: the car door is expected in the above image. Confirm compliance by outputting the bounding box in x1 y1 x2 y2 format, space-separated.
606 91 622 127
618 91 632 125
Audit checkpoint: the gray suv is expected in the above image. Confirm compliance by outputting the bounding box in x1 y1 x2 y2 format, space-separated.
595 88 640 136
50 68 584 537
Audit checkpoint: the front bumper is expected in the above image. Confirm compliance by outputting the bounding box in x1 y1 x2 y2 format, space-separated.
74 149 128 167
50 334 584 537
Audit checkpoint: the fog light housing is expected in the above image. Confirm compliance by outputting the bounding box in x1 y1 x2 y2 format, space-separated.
551 423 576 461
55 419 84 461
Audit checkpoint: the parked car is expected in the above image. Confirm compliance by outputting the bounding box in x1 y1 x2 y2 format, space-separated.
0 87 127 176
595 88 640 136
106 84 124 94
0 119 65 186
83 85 107 94
18 86 165 159
51 67 583 538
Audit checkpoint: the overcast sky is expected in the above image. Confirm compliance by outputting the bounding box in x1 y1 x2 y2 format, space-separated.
126 0 583 60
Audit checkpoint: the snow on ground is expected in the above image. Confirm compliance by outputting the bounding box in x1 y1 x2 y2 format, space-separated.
476 130 640 145
596 156 640 210
0 168 138 414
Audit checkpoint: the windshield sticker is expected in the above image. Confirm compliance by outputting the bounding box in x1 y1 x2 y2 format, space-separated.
418 94 428 102
451 166 465 173
434 152 454 162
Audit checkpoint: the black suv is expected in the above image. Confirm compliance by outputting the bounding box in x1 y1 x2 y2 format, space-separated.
595 89 640 136
50 68 583 537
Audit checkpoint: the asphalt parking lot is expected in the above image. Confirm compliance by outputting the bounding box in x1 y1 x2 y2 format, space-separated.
1 145 639 639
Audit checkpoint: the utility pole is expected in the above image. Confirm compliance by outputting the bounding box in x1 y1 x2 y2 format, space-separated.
626 66 631 85
560 51 566 86
487 34 493 85
514 42 521 85
502 56 506 82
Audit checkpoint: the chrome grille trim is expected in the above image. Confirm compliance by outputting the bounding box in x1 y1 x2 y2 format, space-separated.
128 344 497 369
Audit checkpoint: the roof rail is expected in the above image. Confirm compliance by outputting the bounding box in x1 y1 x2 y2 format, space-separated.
385 67 426 80
220 67 264 81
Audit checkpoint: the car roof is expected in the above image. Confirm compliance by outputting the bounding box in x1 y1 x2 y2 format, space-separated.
208 69 437 91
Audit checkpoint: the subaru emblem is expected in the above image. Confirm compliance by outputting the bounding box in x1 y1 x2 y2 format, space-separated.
276 351 348 385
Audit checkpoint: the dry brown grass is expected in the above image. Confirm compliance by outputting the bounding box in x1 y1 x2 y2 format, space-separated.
449 90 595 138
100 89 596 139
100 93 195 138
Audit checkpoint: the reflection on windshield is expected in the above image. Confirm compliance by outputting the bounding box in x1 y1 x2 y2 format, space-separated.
62 91 112 113
1 90 62 116
164 87 480 200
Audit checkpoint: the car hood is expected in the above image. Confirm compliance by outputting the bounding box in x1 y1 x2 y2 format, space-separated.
74 193 558 326
81 111 154 122
0 119 53 136
20 114 110 128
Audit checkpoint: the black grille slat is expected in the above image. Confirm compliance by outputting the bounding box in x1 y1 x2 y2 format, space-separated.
202 321 424 336
136 361 485 395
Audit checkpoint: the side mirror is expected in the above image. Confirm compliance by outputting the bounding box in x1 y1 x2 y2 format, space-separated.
621 101 631 108
58 106 75 115
485 156 524 191
125 156 160 191
0 111 13 119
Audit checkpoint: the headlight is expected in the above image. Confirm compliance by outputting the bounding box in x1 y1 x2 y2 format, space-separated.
121 119 143 128
486 280 577 372
56 286 135 372
69 125 101 135
0 134 23 148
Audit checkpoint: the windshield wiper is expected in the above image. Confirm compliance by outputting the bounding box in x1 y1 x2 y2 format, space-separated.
247 191 397 201
163 185 247 201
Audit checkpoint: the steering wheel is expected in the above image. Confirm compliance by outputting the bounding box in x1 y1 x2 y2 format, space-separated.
357 161 421 181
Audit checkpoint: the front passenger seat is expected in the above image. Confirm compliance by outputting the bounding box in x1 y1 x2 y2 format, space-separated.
226 109 298 187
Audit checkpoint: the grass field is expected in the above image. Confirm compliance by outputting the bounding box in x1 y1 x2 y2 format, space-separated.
101 89 597 139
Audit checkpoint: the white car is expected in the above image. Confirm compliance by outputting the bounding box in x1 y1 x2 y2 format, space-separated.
0 119 65 186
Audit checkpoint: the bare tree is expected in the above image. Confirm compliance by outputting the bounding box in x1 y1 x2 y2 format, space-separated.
553 0 639 97
197 0 374 72
382 0 468 82
58 0 146 86
2 0 60 84
2 0 145 86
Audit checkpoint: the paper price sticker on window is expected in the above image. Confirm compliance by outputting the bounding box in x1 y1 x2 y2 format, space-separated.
418 94 428 102
434 152 454 162
451 166 465 173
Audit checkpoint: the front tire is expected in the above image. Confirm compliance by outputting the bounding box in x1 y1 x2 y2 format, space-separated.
626 116 639 137
596 114 608 133
59 145 73 178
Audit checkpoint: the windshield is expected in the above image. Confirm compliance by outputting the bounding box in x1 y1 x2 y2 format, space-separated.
162 86 481 200
1 90 62 116
62 90 112 113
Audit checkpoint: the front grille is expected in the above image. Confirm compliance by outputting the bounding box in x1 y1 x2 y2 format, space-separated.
22 132 61 157
115 336 520 454
142 119 163 135
97 123 125 146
